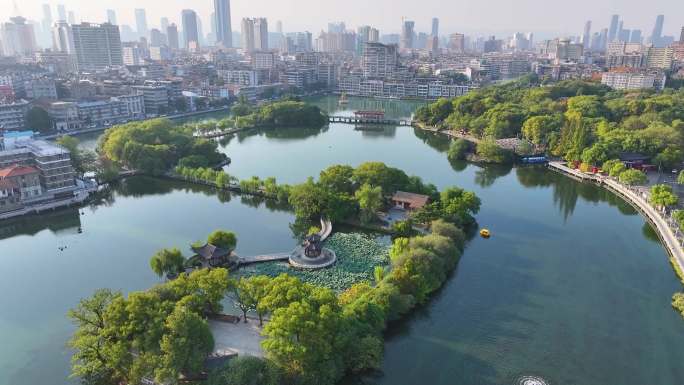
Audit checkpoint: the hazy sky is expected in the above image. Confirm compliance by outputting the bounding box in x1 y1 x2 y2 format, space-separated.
13 0 684 38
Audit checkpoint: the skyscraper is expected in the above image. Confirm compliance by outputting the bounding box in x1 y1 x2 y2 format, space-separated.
67 11 76 25
52 20 73 52
41 4 53 47
362 42 397 78
448 33 465 52
581 20 591 49
680 26 684 43
608 15 619 42
134 9 148 39
160 18 169 33
276 21 283 34
106 10 117 25
214 0 232 48
630 30 642 44
0 17 37 56
650 15 664 47
57 4 66 21
70 22 123 70
181 10 199 51
241 18 254 51
167 23 179 49
431 18 439 37
400 20 415 50
253 18 268 51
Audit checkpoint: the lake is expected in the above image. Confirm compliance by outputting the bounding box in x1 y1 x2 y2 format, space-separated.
1 96 683 385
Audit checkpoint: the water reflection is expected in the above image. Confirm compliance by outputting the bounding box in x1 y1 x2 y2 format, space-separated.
474 163 513 188
515 166 637 220
412 127 450 152
308 95 426 120
353 125 397 138
0 208 82 240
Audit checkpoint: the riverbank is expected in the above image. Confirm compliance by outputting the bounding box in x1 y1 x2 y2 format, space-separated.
0 181 97 221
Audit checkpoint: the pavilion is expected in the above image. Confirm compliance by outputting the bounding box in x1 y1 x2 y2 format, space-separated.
391 191 430 211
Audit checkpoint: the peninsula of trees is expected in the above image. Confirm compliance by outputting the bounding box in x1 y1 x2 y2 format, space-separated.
416 77 684 168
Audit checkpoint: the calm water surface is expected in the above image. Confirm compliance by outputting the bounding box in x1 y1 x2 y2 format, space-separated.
2 96 683 385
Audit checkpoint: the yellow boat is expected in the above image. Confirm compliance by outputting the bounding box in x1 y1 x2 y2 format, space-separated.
480 229 491 238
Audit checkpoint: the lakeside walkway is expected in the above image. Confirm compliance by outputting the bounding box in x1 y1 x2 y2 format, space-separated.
548 161 684 275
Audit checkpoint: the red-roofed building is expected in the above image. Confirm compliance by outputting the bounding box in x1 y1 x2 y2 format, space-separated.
391 191 430 211
0 165 42 201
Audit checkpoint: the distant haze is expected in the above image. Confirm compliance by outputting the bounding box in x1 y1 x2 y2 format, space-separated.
15 0 684 38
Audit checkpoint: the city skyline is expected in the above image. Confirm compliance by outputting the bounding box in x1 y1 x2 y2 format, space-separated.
15 0 683 38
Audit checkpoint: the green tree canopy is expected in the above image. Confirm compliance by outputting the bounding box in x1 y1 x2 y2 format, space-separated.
354 183 384 224
207 230 237 250
618 169 648 185
650 184 679 208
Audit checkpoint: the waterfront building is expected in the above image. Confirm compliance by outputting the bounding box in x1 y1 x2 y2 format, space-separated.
214 0 232 48
0 134 76 198
131 85 170 116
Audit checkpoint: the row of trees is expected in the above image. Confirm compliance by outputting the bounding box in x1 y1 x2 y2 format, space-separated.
416 79 684 169
98 118 227 174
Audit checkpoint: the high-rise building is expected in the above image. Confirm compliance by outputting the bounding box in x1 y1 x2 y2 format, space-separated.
400 20 414 50
52 20 73 52
328 22 345 34
581 20 591 49
608 15 619 42
167 23 179 50
276 21 283 34
134 9 148 39
362 42 398 78
650 15 664 47
150 29 165 47
0 17 37 57
431 18 439 37
254 18 268 51
67 11 76 25
57 4 66 21
214 0 232 48
680 26 684 42
629 30 642 44
106 10 117 25
40 4 53 47
241 18 254 51
70 22 123 70
448 33 465 53
241 18 267 52
160 18 169 33
181 10 199 51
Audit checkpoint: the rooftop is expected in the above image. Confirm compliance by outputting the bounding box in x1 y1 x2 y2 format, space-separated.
0 165 40 178
391 191 430 209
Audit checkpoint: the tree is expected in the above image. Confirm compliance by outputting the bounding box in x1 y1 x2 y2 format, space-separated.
447 139 471 162
67 289 123 385
319 165 355 194
57 135 95 174
522 115 562 145
476 138 511 163
618 169 647 185
26 106 52 133
261 286 345 385
678 170 684 185
207 230 237 250
157 305 214 383
650 184 679 209
373 266 385 284
439 187 481 226
207 356 282 385
355 183 383 224
150 248 186 278
673 210 684 232
609 162 627 177
233 276 270 325
653 146 684 170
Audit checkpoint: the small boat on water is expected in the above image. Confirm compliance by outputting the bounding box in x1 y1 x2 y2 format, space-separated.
338 93 349 105
480 229 491 238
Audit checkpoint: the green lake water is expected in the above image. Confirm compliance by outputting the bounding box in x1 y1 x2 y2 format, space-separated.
2 96 683 385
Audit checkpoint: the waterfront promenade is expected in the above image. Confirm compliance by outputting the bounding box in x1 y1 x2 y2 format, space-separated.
548 161 684 275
